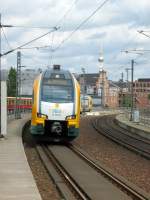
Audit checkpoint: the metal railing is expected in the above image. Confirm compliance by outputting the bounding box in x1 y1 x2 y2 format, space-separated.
92 106 150 127
7 108 31 121
138 108 150 127
119 107 150 127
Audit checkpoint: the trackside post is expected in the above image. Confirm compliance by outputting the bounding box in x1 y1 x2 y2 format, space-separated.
1 80 7 136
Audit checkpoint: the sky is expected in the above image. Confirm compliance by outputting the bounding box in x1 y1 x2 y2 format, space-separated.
1 0 150 81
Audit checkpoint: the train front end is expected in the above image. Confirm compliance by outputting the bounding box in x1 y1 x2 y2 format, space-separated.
31 65 80 142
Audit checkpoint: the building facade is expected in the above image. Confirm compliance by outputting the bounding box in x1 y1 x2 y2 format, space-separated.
21 68 41 96
78 70 119 108
133 78 150 108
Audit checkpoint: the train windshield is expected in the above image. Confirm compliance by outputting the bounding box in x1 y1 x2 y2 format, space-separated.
41 85 74 103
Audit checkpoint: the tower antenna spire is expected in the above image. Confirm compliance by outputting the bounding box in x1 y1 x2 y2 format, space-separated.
98 44 104 72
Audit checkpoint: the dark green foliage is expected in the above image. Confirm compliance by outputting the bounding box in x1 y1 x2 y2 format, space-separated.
7 67 17 97
122 94 131 107
148 94 150 100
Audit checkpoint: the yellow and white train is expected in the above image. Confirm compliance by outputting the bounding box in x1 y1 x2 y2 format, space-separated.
80 95 93 112
31 65 80 142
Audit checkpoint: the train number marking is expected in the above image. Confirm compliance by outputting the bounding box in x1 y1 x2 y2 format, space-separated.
52 109 61 116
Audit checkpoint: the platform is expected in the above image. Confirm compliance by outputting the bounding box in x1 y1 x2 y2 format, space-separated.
0 115 42 200
85 110 122 116
116 114 150 140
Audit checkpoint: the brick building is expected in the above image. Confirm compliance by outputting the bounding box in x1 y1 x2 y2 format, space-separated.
133 78 150 108
78 70 119 107
79 73 99 95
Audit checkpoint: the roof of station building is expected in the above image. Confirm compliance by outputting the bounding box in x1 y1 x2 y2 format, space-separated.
79 73 99 86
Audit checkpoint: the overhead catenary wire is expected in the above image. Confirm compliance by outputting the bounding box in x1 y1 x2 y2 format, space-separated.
19 45 52 50
1 27 12 50
1 0 79 54
0 26 59 57
12 1 77 52
21 52 48 69
122 49 150 54
56 0 79 26
48 31 55 67
9 25 55 29
21 0 80 52
0 0 109 68
54 0 110 51
46 0 80 67
137 30 150 39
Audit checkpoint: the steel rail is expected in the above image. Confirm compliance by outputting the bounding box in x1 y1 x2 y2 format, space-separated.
92 116 150 159
36 145 90 200
112 119 150 145
36 141 150 200
70 144 150 200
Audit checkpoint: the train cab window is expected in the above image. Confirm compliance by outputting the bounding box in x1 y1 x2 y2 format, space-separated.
42 85 74 103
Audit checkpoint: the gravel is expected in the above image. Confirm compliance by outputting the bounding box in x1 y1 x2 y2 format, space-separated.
24 115 150 199
23 128 60 200
73 115 150 194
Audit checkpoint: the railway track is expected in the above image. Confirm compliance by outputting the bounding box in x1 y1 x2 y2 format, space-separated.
36 143 150 200
92 115 150 159
36 145 87 200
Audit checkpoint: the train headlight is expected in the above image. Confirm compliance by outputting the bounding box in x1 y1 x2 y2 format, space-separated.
37 113 48 119
66 115 76 120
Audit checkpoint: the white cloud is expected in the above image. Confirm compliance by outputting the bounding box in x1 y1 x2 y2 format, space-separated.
1 57 8 69
1 0 150 81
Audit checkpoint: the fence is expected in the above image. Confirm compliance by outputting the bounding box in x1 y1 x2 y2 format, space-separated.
7 108 31 121
138 108 150 126
95 106 150 127
121 107 150 127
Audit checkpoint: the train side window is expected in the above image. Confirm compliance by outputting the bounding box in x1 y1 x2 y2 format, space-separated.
32 90 34 104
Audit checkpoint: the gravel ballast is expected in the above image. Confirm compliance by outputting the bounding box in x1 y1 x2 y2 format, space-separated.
73 116 150 193
23 124 60 200
24 115 150 199
25 146 60 200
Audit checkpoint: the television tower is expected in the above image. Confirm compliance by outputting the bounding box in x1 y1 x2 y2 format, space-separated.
98 47 104 72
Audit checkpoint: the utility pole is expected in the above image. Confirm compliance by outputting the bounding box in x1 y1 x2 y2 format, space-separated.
125 68 130 92
130 59 134 121
81 67 86 112
0 14 14 135
15 51 21 119
121 72 124 82
120 72 124 107
101 72 105 107
0 15 57 123
0 13 2 136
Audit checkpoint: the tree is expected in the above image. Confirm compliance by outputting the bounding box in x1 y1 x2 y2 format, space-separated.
7 67 17 97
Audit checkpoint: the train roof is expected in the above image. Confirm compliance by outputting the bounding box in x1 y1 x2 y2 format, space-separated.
43 68 72 80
